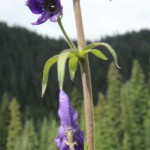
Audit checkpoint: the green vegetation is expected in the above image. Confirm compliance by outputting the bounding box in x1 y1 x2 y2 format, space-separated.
0 22 149 150
0 60 149 150
18 119 39 150
6 98 22 150
0 93 10 150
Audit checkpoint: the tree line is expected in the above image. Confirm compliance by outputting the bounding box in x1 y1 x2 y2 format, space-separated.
0 22 150 150
0 22 149 118
0 60 149 150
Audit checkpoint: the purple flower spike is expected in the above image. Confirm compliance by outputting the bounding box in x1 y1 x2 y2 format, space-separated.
55 90 84 150
26 0 63 25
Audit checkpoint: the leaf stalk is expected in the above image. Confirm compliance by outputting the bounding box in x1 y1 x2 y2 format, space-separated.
58 18 76 50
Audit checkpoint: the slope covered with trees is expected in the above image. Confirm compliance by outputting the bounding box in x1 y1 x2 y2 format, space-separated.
0 22 149 149
0 22 149 115
0 60 149 150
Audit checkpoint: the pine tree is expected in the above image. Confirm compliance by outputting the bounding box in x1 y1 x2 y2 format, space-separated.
39 117 58 150
100 62 122 150
144 96 150 150
40 117 50 150
144 60 150 150
129 60 147 150
18 119 39 150
121 60 148 150
6 97 22 150
0 93 10 150
70 87 83 116
47 118 58 150
122 132 131 150
120 82 132 150
94 92 107 150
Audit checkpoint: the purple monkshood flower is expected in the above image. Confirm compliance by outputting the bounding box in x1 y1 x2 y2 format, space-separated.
26 0 63 25
55 90 84 150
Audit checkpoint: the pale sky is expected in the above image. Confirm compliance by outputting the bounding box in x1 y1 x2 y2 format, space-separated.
0 0 150 40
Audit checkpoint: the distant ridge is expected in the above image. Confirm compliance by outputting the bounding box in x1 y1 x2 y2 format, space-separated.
0 22 149 114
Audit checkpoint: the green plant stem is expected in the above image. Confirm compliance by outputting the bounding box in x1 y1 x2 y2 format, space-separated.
73 0 95 150
57 18 76 50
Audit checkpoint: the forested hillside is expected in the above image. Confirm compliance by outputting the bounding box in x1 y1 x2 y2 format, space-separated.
0 22 149 150
0 61 149 150
0 22 149 116
0 23 150 113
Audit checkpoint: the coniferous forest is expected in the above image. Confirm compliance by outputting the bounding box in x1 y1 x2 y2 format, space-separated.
0 22 149 150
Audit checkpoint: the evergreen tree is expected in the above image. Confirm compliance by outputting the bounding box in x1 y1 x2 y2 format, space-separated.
101 62 122 150
0 23 149 117
18 119 39 150
121 60 148 150
144 60 150 150
129 60 147 150
70 87 83 116
95 93 106 115
0 93 10 150
94 92 107 150
40 117 50 150
47 118 58 150
120 83 132 150
6 97 22 150
144 96 150 150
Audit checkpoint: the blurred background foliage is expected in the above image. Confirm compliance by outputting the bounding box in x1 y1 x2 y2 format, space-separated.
0 22 149 150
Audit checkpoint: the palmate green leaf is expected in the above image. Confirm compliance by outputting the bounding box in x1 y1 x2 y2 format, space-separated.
83 42 121 68
82 43 101 51
69 57 79 81
81 49 108 60
57 51 70 90
42 55 58 97
60 48 78 57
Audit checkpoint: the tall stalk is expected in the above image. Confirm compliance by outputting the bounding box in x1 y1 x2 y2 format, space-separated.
73 0 95 150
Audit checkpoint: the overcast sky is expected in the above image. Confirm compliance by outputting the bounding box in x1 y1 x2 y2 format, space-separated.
0 0 150 40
